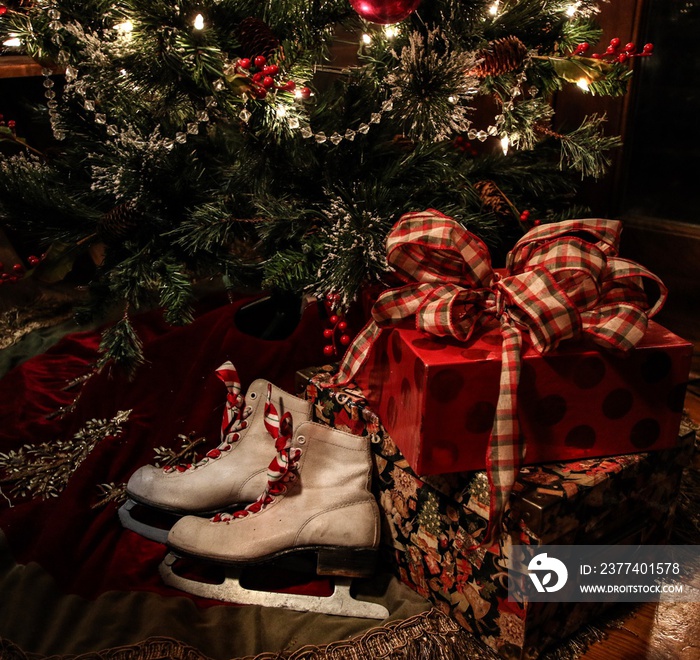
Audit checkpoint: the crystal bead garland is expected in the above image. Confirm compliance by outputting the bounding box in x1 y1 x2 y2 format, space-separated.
41 3 216 147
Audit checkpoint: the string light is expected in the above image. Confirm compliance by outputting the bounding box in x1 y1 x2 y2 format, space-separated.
565 2 580 17
383 25 399 39
193 13 204 30
576 77 590 91
276 104 287 118
2 35 21 48
500 135 510 155
115 20 133 33
361 33 372 45
489 1 500 16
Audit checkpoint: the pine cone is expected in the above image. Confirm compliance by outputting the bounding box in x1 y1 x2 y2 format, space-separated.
237 17 280 60
472 36 528 78
97 202 143 244
474 180 513 218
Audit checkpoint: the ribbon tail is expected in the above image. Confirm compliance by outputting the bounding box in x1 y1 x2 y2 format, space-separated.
481 322 525 548
334 319 381 386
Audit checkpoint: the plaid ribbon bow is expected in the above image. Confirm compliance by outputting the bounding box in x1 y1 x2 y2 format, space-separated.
336 209 667 545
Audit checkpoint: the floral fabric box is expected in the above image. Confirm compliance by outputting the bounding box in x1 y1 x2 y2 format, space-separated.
297 366 695 658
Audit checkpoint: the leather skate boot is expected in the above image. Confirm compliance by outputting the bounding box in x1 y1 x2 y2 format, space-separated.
160 420 386 616
119 362 311 543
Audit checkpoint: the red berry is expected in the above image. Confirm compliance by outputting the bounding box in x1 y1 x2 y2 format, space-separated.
0 6 6 16
253 55 267 68
323 328 333 339
300 86 312 99
326 292 340 302
329 314 339 325
340 334 351 346
252 72 264 82
337 320 348 332
520 209 530 219
263 65 279 77
591 53 601 59
238 58 252 69
643 43 654 53
7 120 15 128
12 263 23 273
323 345 335 357
262 76 274 88
254 88 267 99
283 80 296 92
27 255 40 266
617 53 630 63
605 45 616 55
0 273 8 280
533 219 541 226
624 42 636 53
609 37 621 48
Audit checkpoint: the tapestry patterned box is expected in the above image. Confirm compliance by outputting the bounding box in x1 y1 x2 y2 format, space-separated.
298 366 696 659
350 321 692 475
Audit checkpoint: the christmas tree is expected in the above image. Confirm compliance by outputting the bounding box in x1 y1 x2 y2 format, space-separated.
0 0 649 368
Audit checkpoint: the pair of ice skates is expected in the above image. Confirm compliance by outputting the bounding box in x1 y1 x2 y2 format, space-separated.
119 362 388 618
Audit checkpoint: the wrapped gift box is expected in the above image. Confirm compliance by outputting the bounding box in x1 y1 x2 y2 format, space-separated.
351 320 692 475
298 367 696 659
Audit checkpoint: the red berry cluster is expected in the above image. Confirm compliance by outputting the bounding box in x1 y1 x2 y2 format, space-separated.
0 114 17 133
573 38 654 64
322 293 352 358
0 255 42 284
234 55 307 100
453 135 478 156
519 209 540 229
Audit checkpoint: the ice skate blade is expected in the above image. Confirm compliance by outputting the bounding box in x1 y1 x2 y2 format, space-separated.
160 552 390 619
118 499 172 544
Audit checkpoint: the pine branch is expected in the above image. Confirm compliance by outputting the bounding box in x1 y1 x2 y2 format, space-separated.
97 314 146 377
556 114 622 179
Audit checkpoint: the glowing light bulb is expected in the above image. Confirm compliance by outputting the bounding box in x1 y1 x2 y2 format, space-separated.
3 36 21 48
276 104 287 118
383 25 398 39
489 1 500 16
576 77 590 91
565 3 579 17
294 88 303 99
115 20 133 33
193 13 204 30
500 135 510 155
448 96 457 103
362 33 372 45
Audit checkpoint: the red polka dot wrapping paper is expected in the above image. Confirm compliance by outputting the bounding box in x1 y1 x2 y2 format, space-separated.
353 320 692 476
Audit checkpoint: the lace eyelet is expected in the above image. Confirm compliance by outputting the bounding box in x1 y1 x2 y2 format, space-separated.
249 391 257 400
296 435 306 445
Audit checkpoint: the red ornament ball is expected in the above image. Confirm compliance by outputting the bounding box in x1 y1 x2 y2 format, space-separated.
253 55 267 68
238 58 252 69
340 334 351 346
323 328 334 339
348 0 421 24
323 345 335 357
